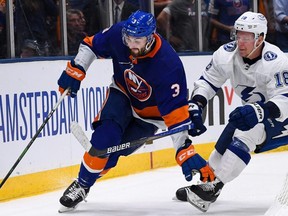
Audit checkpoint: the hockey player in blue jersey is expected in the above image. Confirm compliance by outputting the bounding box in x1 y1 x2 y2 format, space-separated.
57 10 214 212
175 11 288 212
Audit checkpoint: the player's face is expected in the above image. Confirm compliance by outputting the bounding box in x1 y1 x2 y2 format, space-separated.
236 31 256 57
124 35 148 57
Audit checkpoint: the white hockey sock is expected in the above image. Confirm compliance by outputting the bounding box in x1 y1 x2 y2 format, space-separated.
212 149 247 184
208 149 222 172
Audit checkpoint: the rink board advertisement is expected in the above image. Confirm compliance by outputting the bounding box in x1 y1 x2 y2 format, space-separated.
0 55 242 200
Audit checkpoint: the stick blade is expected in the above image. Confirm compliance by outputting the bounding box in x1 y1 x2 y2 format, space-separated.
70 122 91 152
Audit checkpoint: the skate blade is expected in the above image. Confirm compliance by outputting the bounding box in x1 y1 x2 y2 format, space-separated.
186 189 211 212
172 196 178 201
58 204 79 213
172 196 187 202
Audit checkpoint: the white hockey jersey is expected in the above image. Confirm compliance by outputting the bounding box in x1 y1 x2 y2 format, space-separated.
192 41 288 122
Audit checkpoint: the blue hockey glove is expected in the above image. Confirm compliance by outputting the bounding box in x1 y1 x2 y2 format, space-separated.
176 139 215 182
58 60 86 98
188 100 207 136
229 102 269 131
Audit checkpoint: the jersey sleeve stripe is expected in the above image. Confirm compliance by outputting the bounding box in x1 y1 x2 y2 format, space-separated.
162 105 189 128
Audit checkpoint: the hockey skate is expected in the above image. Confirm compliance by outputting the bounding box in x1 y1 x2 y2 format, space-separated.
58 180 90 213
175 179 224 212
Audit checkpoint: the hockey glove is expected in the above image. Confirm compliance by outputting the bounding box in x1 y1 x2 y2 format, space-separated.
229 102 269 131
176 139 215 182
188 100 207 136
58 60 86 98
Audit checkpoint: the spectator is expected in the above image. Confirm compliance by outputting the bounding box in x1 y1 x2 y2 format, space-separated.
154 0 172 18
273 0 288 52
83 0 101 35
67 0 101 36
258 0 276 44
208 0 251 51
113 0 138 24
15 0 58 57
157 0 210 52
67 8 87 56
20 39 41 58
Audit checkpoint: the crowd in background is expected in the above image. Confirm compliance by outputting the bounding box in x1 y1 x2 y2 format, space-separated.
0 0 287 59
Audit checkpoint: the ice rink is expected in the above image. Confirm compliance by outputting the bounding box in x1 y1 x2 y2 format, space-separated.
1 151 288 216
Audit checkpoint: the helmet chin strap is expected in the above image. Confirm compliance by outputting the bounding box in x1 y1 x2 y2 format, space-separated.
144 36 155 53
246 35 265 59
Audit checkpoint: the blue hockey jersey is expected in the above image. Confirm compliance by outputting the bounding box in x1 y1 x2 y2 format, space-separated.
79 22 190 129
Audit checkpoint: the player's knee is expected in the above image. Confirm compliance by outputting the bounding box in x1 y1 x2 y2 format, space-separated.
90 119 122 149
228 137 251 165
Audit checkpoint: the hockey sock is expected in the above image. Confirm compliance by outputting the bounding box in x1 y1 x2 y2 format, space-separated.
213 138 251 184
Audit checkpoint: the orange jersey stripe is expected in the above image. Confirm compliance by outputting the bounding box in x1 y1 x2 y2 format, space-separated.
115 82 188 127
83 35 94 47
162 105 189 128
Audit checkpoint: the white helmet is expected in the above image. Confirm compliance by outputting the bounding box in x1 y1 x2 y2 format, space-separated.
234 11 267 39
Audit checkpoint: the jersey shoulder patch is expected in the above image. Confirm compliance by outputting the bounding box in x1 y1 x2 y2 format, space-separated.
223 41 237 52
263 51 278 61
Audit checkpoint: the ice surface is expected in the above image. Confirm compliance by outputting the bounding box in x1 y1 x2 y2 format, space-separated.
1 151 288 216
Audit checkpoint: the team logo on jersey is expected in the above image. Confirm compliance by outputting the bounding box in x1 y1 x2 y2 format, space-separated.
239 85 265 103
124 69 152 101
264 51 277 61
224 42 236 52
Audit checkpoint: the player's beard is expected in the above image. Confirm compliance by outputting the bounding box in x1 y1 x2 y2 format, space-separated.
130 47 146 57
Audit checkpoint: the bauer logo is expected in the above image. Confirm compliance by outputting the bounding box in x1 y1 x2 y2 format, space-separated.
264 51 277 61
107 143 131 153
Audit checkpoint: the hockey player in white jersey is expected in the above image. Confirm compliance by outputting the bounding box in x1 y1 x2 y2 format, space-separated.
175 11 288 212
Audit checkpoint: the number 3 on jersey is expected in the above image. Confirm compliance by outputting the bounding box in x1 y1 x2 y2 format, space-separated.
171 84 180 97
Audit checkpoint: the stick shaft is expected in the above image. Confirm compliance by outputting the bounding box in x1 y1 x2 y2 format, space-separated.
71 122 194 157
0 88 70 189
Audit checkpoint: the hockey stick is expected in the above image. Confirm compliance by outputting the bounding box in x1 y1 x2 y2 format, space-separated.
70 121 194 157
0 88 70 189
